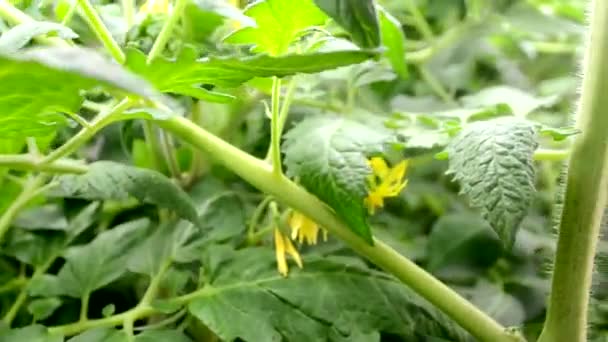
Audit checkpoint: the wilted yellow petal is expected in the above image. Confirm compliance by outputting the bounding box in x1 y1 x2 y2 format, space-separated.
274 229 288 276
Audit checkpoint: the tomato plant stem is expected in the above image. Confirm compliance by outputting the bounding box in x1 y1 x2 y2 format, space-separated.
0 155 88 174
270 76 283 175
156 116 522 342
0 175 47 244
147 0 188 63
77 0 126 63
41 99 132 164
538 1 608 341
122 0 134 29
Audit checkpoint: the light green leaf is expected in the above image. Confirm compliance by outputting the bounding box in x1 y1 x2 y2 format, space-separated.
461 86 558 117
314 0 381 49
27 297 62 321
135 330 193 342
0 326 62 342
189 248 467 342
446 118 538 248
54 161 199 225
55 218 150 297
378 7 408 79
0 47 174 138
283 116 390 243
68 328 127 342
224 0 327 55
0 22 77 53
125 48 377 92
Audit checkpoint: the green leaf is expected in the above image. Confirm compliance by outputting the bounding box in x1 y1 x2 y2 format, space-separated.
427 213 502 274
378 7 408 79
224 0 327 55
0 47 173 138
314 0 381 49
461 86 558 117
125 48 378 91
135 330 193 342
55 218 150 297
0 326 62 342
446 118 539 248
0 22 77 54
27 297 62 321
283 116 390 244
68 329 127 342
539 125 580 141
189 248 467 342
54 161 199 225
13 204 68 231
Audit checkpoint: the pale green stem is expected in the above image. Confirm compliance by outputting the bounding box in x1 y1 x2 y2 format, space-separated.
142 121 162 171
147 0 188 63
60 0 79 25
265 77 296 161
404 0 434 40
0 175 47 244
247 196 273 244
41 99 132 164
270 77 282 175
0 0 70 46
533 149 570 162
156 116 521 342
80 292 90 322
0 155 88 174
3 265 47 325
122 0 134 29
418 66 453 103
77 0 126 63
538 1 608 341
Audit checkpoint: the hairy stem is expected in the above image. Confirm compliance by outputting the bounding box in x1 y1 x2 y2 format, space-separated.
538 1 608 341
0 155 88 174
156 116 521 342
77 0 126 63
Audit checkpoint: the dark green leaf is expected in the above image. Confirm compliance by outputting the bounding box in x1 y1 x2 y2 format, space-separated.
68 329 127 342
55 219 150 297
283 116 390 244
224 0 327 55
0 22 77 54
27 297 62 321
189 248 467 342
446 118 538 248
125 48 378 91
378 7 408 79
314 0 381 48
54 161 199 225
13 204 68 231
135 330 193 342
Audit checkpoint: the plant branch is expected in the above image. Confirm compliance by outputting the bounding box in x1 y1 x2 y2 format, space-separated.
0 155 88 174
77 0 126 63
538 1 608 341
269 77 283 175
0 175 48 244
156 116 521 342
41 98 133 164
147 0 188 63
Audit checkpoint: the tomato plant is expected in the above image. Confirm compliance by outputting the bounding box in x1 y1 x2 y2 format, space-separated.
0 0 605 341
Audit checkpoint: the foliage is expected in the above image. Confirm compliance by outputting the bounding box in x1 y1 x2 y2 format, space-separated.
0 0 603 341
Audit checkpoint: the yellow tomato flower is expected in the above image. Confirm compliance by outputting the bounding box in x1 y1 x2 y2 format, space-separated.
289 211 327 245
364 157 409 214
274 228 302 277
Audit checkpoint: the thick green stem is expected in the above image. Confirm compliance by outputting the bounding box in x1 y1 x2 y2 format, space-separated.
538 1 608 341
80 292 90 322
122 0 134 29
156 116 520 342
77 0 126 63
147 0 188 63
